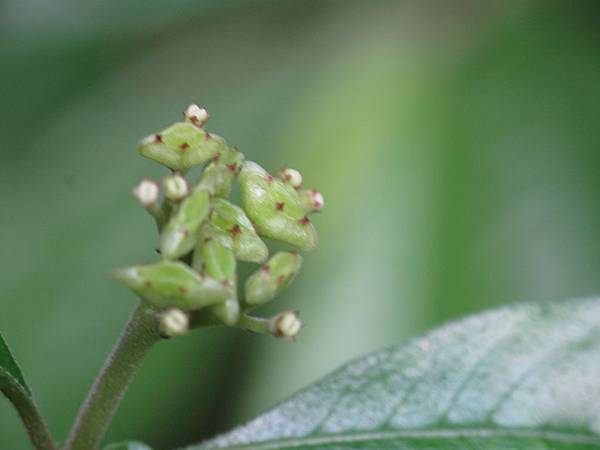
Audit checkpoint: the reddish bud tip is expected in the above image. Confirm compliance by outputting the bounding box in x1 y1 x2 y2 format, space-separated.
275 202 285 211
229 225 241 235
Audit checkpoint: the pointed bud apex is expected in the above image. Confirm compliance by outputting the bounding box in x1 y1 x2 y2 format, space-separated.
278 168 303 189
270 310 303 340
184 104 210 127
163 174 189 202
300 189 324 213
159 308 189 337
133 179 159 207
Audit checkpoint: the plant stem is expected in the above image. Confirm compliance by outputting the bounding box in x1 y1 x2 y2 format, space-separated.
237 314 271 334
64 301 161 450
2 384 57 450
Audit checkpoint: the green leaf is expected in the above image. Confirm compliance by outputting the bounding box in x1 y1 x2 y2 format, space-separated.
187 298 600 449
0 332 30 396
103 442 153 450
1 332 56 450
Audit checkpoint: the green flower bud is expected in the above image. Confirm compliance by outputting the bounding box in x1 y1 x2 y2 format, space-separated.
183 104 210 128
113 261 229 310
138 122 226 172
160 187 210 260
193 235 240 325
299 189 324 213
192 224 232 270
245 251 302 305
159 308 189 337
210 198 268 263
197 147 245 197
163 173 189 202
239 162 318 251
211 297 240 326
270 310 303 340
276 167 303 189
199 237 237 285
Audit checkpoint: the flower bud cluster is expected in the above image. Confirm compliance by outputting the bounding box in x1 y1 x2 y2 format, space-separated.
115 104 324 340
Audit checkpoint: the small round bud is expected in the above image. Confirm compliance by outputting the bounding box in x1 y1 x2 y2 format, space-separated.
159 308 189 337
278 168 303 189
163 173 189 202
184 104 210 127
133 179 159 207
300 189 324 213
270 310 303 340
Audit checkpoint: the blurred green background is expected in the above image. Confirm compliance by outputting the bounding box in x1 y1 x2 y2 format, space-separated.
2 0 600 448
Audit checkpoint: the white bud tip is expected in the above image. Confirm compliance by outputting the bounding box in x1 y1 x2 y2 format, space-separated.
271 311 303 339
281 168 303 189
311 190 324 211
159 308 189 337
163 174 189 201
133 179 159 207
184 103 210 127
140 134 155 145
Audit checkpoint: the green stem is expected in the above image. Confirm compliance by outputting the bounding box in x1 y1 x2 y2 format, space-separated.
236 314 271 334
2 384 57 450
64 301 161 450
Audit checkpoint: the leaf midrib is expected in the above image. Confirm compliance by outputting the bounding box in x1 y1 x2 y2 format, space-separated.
194 427 600 450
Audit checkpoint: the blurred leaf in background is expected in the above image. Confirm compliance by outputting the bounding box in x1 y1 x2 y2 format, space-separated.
2 0 600 449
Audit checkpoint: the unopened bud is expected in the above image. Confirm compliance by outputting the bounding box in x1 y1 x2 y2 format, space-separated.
210 198 268 263
245 252 302 305
240 161 318 251
133 179 159 207
159 308 189 337
277 168 302 189
300 189 324 213
270 310 303 340
197 147 245 198
184 104 210 127
211 297 240 326
163 174 189 202
138 122 225 172
161 187 210 260
113 261 229 310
